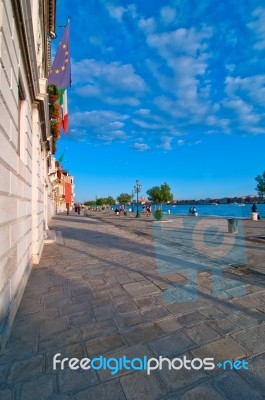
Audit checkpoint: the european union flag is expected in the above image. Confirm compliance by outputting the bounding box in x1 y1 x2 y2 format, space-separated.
48 23 71 89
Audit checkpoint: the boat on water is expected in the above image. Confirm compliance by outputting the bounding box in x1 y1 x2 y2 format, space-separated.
211 203 218 205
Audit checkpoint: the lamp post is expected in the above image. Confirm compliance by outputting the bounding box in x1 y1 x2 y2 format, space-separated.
134 179 142 218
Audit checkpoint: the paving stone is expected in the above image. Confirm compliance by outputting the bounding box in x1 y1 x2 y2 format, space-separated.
238 353 265 394
114 301 139 314
58 328 81 346
198 307 227 320
0 389 12 400
69 311 95 327
46 343 86 371
21 374 55 400
8 320 39 343
155 317 182 333
85 334 127 356
0 364 8 385
93 304 116 321
191 337 250 362
40 317 68 338
164 302 204 316
72 294 93 304
148 331 195 358
8 355 43 382
178 312 206 327
125 323 164 345
141 306 170 321
73 381 126 400
211 371 263 400
96 343 154 381
158 357 207 391
114 313 146 329
232 323 265 353
38 334 59 352
116 275 136 285
60 302 92 316
134 297 158 310
80 320 117 341
226 311 259 329
185 323 220 345
128 285 161 297
120 371 166 400
206 318 240 335
0 340 36 364
181 382 224 400
58 367 98 393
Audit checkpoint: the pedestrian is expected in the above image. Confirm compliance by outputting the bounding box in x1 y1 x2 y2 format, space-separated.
251 202 257 213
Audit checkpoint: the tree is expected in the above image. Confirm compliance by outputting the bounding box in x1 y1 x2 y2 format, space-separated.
105 196 115 205
117 193 131 205
96 198 105 206
84 200 96 206
255 171 265 199
147 182 173 209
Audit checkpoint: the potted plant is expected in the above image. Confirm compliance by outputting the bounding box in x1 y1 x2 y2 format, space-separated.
153 209 163 221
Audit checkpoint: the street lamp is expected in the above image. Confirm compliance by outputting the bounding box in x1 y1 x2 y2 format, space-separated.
134 179 142 218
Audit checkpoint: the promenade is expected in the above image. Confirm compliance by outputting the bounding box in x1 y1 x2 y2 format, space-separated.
0 211 265 400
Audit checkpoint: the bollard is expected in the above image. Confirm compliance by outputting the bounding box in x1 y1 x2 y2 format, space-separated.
251 212 258 221
168 210 170 215
228 218 238 233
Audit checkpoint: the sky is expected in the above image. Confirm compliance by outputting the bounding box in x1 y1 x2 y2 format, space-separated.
52 0 265 202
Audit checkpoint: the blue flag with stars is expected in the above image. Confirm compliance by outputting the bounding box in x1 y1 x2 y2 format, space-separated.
48 23 71 89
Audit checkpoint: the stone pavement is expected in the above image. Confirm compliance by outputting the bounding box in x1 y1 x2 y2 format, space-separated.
0 212 265 400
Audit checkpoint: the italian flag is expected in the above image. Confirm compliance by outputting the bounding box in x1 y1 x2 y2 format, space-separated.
59 89 68 135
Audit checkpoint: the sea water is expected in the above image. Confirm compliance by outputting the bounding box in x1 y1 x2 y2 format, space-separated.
128 203 265 219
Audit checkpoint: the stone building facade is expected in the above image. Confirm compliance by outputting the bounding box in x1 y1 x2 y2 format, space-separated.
0 0 56 351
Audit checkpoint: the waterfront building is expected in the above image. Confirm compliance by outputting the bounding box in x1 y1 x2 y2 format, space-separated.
0 0 58 351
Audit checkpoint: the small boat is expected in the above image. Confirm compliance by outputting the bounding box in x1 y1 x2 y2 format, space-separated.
211 203 218 205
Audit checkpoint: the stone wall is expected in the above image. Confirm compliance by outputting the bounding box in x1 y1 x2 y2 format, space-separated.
0 0 54 352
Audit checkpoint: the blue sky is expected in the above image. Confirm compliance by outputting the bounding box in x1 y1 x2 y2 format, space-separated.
53 0 265 202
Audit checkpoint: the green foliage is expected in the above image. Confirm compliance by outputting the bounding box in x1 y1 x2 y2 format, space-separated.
105 196 115 205
96 198 105 206
117 193 132 204
255 171 265 198
147 182 173 208
153 209 163 221
84 201 96 206
85 196 115 206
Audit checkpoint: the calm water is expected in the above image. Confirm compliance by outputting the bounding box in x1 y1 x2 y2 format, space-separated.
128 203 265 219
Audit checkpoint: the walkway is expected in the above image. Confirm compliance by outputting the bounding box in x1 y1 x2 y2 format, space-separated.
0 212 265 399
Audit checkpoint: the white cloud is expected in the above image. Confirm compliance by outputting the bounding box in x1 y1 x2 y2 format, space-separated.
247 8 265 50
73 59 147 94
160 6 177 25
107 5 126 22
225 74 265 105
134 108 151 116
132 143 150 151
138 17 156 34
146 27 213 120
71 110 128 127
177 139 185 146
157 136 173 151
132 118 161 130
